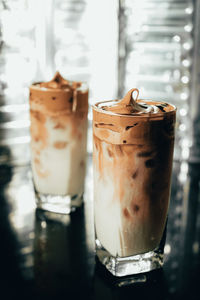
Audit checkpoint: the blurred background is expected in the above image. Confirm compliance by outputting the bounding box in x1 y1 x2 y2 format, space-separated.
0 0 200 165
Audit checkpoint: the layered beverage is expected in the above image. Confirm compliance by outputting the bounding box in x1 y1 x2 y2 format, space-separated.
92 88 176 276
29 72 88 214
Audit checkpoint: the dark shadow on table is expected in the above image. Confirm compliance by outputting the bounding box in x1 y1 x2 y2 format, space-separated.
0 165 35 300
93 258 170 300
33 207 95 300
0 159 200 300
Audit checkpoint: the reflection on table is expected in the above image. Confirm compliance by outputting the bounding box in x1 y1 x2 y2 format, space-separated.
0 156 200 300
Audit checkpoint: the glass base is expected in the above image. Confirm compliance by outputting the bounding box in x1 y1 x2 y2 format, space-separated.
95 239 164 277
35 190 83 214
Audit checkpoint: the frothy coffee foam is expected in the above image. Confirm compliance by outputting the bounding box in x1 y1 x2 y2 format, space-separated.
93 88 176 145
101 88 172 115
30 72 88 114
29 72 89 152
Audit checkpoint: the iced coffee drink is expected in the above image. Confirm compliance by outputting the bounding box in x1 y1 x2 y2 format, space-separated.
29 72 88 214
92 88 176 276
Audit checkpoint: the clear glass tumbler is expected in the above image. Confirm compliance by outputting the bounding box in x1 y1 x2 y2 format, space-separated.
92 90 176 276
29 72 88 214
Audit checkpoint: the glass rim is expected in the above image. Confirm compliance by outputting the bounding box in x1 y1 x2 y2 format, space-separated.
30 81 89 93
92 99 177 118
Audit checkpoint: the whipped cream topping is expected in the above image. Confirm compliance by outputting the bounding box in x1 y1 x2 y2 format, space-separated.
103 89 168 115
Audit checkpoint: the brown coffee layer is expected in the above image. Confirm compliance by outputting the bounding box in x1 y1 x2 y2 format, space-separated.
29 72 88 152
29 71 88 114
93 112 176 145
102 88 175 114
93 89 176 145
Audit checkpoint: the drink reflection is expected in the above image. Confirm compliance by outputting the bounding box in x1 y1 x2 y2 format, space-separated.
34 207 93 299
93 260 168 300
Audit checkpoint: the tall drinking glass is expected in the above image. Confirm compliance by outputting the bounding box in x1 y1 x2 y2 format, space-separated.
29 72 88 214
92 88 176 276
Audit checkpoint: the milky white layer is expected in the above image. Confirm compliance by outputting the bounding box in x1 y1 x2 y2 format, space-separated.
31 117 87 196
94 171 122 256
94 141 166 257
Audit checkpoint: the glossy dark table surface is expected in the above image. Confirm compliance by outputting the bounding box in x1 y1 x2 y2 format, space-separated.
0 155 200 300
